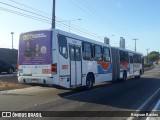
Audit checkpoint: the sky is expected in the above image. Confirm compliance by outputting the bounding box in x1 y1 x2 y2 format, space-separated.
0 0 160 55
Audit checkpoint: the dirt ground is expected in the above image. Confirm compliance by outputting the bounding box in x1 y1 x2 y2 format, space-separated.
0 77 31 91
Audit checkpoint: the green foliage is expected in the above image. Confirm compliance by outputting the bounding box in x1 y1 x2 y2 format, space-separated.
148 51 159 61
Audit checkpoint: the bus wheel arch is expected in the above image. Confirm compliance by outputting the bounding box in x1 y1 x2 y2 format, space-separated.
85 72 95 90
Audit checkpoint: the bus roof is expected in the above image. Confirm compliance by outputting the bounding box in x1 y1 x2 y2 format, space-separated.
54 29 111 48
112 46 143 55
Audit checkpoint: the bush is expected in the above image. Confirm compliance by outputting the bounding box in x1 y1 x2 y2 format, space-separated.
144 64 152 68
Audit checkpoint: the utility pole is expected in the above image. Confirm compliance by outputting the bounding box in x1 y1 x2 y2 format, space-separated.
11 32 14 49
132 39 138 52
52 0 55 29
146 48 149 64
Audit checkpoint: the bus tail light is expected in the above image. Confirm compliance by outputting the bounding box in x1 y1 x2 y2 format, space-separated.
51 63 57 74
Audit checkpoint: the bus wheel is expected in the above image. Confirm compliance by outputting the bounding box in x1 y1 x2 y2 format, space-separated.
135 70 141 79
85 74 93 90
137 70 141 78
122 71 127 82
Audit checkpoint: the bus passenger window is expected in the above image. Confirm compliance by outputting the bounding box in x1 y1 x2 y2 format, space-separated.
133 54 140 63
94 45 102 61
125 52 129 62
119 50 125 62
103 47 110 62
138 55 142 63
130 56 133 63
58 35 68 59
119 50 129 62
82 42 92 60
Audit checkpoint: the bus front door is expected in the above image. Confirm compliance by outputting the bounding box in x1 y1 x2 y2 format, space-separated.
69 44 82 87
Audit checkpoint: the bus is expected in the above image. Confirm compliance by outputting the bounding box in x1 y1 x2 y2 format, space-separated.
18 29 143 90
111 47 143 82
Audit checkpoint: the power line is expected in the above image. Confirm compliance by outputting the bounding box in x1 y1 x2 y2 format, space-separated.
0 0 136 51
71 0 115 33
56 21 104 40
78 0 120 33
0 6 134 50
0 4 103 40
70 0 125 45
56 17 105 39
73 0 133 38
83 0 137 38
0 5 135 51
0 7 51 24
0 1 52 20
8 0 51 16
0 0 106 40
72 0 138 48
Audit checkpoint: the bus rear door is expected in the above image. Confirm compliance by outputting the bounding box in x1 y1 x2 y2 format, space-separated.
69 43 82 87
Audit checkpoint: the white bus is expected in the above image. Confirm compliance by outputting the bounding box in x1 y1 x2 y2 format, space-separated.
18 29 143 90
111 47 143 82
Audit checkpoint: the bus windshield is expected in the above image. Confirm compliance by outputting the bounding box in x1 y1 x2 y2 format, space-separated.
18 30 52 65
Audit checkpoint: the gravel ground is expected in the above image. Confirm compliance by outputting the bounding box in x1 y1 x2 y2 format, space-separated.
0 76 31 91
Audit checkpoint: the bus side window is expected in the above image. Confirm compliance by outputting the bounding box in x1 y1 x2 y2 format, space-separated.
119 50 129 63
138 55 142 63
58 35 68 59
119 50 125 62
82 42 92 60
125 52 129 62
94 45 102 61
130 56 133 63
133 54 139 63
103 47 110 62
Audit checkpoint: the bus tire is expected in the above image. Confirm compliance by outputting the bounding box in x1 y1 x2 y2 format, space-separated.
122 71 127 82
135 75 141 79
137 70 141 78
85 74 94 90
135 70 141 79
140 69 142 75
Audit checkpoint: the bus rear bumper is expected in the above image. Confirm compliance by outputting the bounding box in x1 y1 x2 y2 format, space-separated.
18 76 59 85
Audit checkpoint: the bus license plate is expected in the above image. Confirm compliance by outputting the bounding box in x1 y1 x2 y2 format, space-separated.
32 79 38 83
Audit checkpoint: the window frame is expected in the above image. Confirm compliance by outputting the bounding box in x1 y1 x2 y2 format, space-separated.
119 50 129 62
94 45 102 61
75 46 82 61
130 56 133 63
58 35 68 59
69 45 75 61
82 42 92 60
103 47 111 62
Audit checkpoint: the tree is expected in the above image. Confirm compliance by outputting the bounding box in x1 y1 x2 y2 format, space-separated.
148 51 159 61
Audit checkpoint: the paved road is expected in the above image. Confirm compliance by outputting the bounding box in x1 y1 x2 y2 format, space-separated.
0 65 160 120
